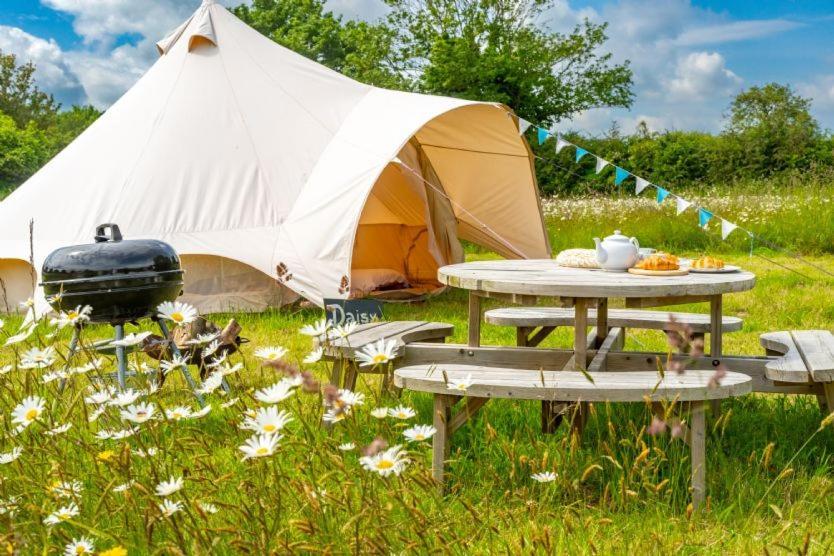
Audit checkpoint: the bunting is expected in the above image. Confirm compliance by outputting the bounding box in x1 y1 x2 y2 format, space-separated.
575 148 589 162
698 208 714 229
614 167 630 186
721 219 738 240
537 128 549 146
635 177 651 195
675 197 692 215
555 137 571 154
595 157 610 174
518 118 532 135
656 187 669 204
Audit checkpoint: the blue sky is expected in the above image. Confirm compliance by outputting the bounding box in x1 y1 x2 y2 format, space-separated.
1 0 832 134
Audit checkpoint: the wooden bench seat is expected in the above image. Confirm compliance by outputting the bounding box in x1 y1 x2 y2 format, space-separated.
319 321 454 390
760 330 834 411
485 307 742 344
395 364 752 509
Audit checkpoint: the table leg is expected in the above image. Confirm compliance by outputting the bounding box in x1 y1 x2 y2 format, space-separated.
432 394 454 489
468 292 481 348
709 295 723 415
595 298 609 348
571 298 590 437
690 400 706 511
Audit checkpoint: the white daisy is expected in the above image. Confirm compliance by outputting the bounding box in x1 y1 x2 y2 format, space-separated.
220 397 240 409
388 405 416 420
303 346 323 364
63 537 95 556
403 424 437 442
254 346 288 362
120 402 156 424
205 353 228 368
97 428 138 441
156 301 198 325
240 406 293 435
185 332 220 346
196 371 224 395
218 362 242 376
50 305 92 329
109 388 143 407
239 433 282 460
160 355 189 376
299 318 330 338
43 502 79 526
110 331 152 347
328 321 357 339
70 359 103 375
446 373 473 392
338 442 355 451
85 387 116 405
322 408 350 424
359 445 409 477
113 480 135 493
0 447 22 464
165 406 194 421
254 381 295 404
5 324 35 346
531 471 558 483
158 499 183 517
337 389 365 407
197 501 219 514
370 407 389 419
133 447 158 458
46 423 72 436
87 407 106 423
155 476 184 496
0 364 12 375
201 339 221 359
51 480 83 498
192 405 211 418
355 338 398 367
42 370 70 383
11 395 46 428
19 346 57 369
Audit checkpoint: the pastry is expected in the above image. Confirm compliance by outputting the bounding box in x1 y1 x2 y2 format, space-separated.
556 249 599 269
692 256 725 269
635 253 680 271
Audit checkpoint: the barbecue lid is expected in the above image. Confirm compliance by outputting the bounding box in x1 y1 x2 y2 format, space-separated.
41 223 182 285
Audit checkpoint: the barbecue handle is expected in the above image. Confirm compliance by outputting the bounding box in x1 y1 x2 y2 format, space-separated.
95 223 123 243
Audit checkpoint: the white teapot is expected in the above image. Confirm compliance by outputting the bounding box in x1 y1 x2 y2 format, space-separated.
593 230 640 272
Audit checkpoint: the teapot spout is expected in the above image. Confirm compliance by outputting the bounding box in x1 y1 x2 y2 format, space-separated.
593 237 607 263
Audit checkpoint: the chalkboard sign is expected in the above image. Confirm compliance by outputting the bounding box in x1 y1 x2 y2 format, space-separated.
323 298 383 326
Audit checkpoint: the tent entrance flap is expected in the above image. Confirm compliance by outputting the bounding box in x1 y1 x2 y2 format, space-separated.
350 141 462 300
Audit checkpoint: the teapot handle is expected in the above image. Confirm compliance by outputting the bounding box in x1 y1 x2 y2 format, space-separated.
630 236 640 250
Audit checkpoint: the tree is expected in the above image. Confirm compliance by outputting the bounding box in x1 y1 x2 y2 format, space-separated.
232 0 406 88
724 83 820 174
45 105 101 152
0 50 59 128
0 111 51 193
384 0 633 126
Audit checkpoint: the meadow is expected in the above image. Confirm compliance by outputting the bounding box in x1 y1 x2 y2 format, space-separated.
0 186 833 554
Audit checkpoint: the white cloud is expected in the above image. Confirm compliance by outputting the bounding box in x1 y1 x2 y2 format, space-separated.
0 25 85 106
673 19 803 47
798 75 834 108
666 51 742 100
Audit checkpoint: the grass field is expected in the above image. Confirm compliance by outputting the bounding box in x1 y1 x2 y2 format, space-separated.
0 192 833 554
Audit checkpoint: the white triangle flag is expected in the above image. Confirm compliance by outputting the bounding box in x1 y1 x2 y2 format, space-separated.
721 219 738 240
635 177 650 195
518 118 532 135
675 197 692 215
555 137 571 154
595 157 610 174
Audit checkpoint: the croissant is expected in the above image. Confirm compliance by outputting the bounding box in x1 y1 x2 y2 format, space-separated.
692 256 724 269
635 254 680 271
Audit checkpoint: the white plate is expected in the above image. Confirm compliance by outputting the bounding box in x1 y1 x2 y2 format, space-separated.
687 265 741 273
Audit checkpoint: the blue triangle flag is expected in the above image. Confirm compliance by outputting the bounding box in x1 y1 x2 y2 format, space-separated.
656 187 669 204
537 128 549 145
575 148 589 162
614 167 630 185
698 208 714 228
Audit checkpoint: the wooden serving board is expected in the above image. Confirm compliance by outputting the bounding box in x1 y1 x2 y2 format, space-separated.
628 267 689 277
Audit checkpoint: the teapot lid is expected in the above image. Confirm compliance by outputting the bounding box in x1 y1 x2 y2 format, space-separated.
604 230 631 242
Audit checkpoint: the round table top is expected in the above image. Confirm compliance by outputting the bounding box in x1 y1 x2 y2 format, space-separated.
438 259 756 299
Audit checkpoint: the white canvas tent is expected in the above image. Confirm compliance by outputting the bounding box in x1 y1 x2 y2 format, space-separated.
0 0 550 313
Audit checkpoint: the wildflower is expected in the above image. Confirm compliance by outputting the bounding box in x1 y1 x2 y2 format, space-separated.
120 402 156 424
0 496 20 517
156 301 198 325
220 397 240 409
299 318 330 338
158 499 183 517
359 445 409 477
42 370 70 383
303 347 323 364
186 332 220 346
95 428 138 441
388 405 416 420
239 433 282 460
19 346 57 369
241 406 293 435
160 355 189 375
338 442 355 451
531 471 558 483
51 480 83 498
46 423 72 436
109 388 142 407
133 447 158 458
197 501 219 514
88 407 106 422
446 373 473 392
11 395 46 428
254 381 295 404
323 408 349 424
205 353 228 368
155 476 184 496
5 324 35 346
355 338 397 368
51 305 92 329
0 364 12 375
337 389 365 407
196 371 224 395
370 407 389 419
218 362 242 376
85 387 116 405
97 450 115 462
0 447 22 464
110 331 152 347
647 417 667 436
254 346 288 362
403 425 437 442
165 406 195 421
64 536 95 555
99 547 128 556
112 481 134 493
43 502 79 526
328 321 357 339
201 339 221 359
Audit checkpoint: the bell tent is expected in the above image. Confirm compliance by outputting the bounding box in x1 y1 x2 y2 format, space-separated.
0 0 550 313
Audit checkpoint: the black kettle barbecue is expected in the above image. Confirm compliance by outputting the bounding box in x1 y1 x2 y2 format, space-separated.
41 223 184 324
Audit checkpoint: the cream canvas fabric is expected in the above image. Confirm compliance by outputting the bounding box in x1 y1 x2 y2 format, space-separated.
0 0 549 313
